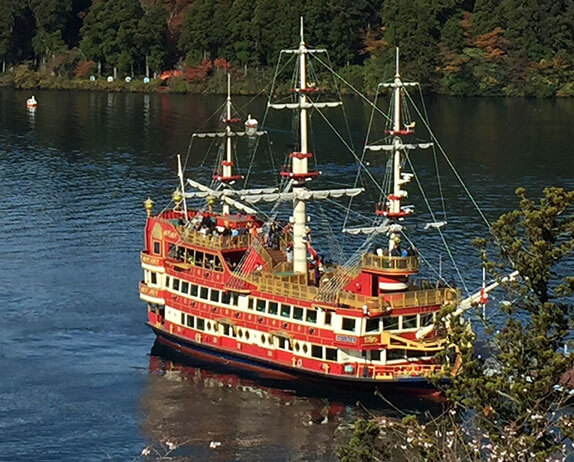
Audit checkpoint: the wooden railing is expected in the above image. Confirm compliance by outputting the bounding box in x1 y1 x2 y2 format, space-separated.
362 253 419 273
338 287 459 312
177 226 251 250
141 252 162 267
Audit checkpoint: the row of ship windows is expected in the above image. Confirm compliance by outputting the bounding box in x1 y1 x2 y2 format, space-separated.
147 271 436 334
175 310 339 361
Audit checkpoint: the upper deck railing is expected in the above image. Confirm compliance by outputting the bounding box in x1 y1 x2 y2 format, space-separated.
361 253 419 273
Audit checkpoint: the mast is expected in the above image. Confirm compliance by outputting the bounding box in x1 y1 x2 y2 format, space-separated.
222 74 233 215
390 48 404 218
292 17 309 274
267 18 344 274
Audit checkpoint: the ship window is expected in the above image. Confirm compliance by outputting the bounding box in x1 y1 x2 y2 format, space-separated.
387 349 406 361
403 315 417 329
200 287 209 299
371 350 381 361
293 307 304 321
153 241 161 255
231 292 239 306
237 329 243 338
196 318 205 331
213 256 223 272
365 318 380 332
294 342 300 352
222 324 231 336
384 317 399 331
342 318 356 332
407 350 427 359
326 348 337 361
278 337 291 350
268 302 278 315
248 298 254 310
222 291 231 305
195 251 204 267
180 312 185 325
256 299 266 312
190 284 198 297
150 272 157 285
311 345 323 359
173 279 180 291
260 334 266 344
168 243 176 258
280 304 291 318
325 311 332 325
306 309 317 323
207 321 212 331
245 331 250 340
420 313 434 327
302 344 308 354
210 289 220 303
186 315 194 328
166 276 171 288
181 281 189 294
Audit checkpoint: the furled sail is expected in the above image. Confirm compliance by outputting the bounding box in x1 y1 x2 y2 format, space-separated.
268 102 343 110
365 142 433 151
240 187 363 204
193 131 266 138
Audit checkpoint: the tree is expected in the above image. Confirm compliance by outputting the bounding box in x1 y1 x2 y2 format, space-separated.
339 187 574 461
29 0 71 67
137 5 168 77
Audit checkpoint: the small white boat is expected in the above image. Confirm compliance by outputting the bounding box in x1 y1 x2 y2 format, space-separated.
26 96 38 108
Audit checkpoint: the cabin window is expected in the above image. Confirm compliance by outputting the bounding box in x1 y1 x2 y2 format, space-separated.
403 315 418 329
268 302 278 315
384 316 399 331
213 256 223 272
371 350 381 361
186 315 195 328
302 344 308 354
207 321 213 331
195 251 204 267
210 289 220 303
280 304 291 318
165 276 171 288
306 309 317 323
222 324 231 336
200 287 209 299
222 291 231 305
168 243 176 258
260 334 266 344
180 312 185 325
311 345 323 359
326 348 337 361
420 313 434 327
248 298 254 310
173 279 180 291
294 342 300 352
245 331 250 340
293 307 304 321
181 281 189 294
365 318 380 332
325 311 332 325
407 350 427 359
387 349 406 361
196 318 205 331
256 299 266 312
230 292 239 306
190 284 198 297
342 317 356 332
153 241 161 255
150 272 157 285
277 337 292 351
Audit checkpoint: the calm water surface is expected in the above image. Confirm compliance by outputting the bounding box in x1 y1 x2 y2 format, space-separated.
0 88 572 461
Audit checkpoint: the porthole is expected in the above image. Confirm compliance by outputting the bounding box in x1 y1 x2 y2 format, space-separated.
207 321 212 331
245 331 250 340
294 342 300 352
302 344 308 354
238 329 243 338
261 334 266 344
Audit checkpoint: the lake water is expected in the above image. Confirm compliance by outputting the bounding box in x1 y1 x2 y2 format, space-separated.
0 87 572 461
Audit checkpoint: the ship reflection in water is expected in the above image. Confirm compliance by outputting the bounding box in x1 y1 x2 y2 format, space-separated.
141 341 443 460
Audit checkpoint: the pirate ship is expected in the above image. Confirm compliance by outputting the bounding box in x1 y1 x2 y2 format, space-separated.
139 21 497 391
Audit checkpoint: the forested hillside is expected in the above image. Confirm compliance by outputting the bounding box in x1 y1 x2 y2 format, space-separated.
1 0 572 96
